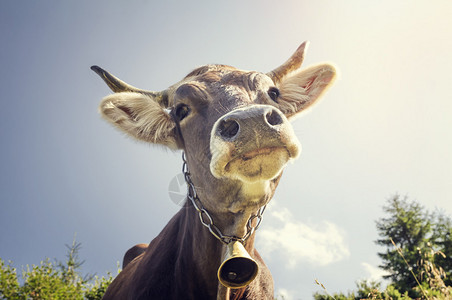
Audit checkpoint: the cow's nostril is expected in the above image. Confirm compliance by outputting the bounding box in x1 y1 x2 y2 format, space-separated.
265 110 283 126
218 119 240 140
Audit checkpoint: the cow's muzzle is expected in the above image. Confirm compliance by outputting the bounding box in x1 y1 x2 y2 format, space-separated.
210 105 301 182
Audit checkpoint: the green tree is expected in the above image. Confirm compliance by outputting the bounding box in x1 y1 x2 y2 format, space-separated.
0 238 114 299
431 211 452 287
313 195 451 299
0 259 20 299
375 195 452 298
375 195 431 296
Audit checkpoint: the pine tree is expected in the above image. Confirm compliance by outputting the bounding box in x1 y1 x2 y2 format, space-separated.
375 195 452 297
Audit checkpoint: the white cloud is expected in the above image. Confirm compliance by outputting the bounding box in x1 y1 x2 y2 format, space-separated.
257 205 350 268
275 288 295 300
361 262 390 281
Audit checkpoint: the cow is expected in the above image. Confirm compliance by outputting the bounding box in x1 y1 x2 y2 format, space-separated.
92 41 336 300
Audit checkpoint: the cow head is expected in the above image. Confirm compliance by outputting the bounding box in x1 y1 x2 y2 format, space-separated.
93 41 336 236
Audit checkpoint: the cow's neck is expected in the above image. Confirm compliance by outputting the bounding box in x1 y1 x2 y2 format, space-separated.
177 200 261 299
185 197 272 295
184 158 275 242
179 152 277 298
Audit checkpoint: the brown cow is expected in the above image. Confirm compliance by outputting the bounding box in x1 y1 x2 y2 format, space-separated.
93 41 336 299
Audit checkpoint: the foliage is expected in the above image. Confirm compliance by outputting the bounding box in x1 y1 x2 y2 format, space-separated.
0 238 114 300
313 280 391 300
376 195 451 298
375 195 432 295
0 259 20 299
314 195 452 300
430 212 452 287
313 279 451 300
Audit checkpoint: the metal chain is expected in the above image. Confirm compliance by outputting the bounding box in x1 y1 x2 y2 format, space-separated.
182 152 266 245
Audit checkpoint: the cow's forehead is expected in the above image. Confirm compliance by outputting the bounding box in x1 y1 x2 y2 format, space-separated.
187 64 271 86
168 64 273 105
183 64 236 79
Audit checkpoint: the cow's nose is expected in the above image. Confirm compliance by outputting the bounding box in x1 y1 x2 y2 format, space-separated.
216 106 284 141
218 119 240 140
265 109 283 127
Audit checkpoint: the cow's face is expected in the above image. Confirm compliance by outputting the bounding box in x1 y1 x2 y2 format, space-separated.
95 42 336 215
175 66 301 183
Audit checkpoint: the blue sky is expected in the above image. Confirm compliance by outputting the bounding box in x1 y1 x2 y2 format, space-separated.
1 1 451 299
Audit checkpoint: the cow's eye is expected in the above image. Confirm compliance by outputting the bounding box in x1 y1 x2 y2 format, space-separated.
174 104 190 121
267 87 280 102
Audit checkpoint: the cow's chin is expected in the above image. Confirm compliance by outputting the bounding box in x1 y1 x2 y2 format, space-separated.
211 147 291 183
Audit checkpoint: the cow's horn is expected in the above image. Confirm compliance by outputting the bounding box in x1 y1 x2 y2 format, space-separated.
91 65 168 106
217 240 258 288
267 41 309 84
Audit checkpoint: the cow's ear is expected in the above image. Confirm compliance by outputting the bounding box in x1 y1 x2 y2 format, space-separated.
276 64 337 119
99 92 179 149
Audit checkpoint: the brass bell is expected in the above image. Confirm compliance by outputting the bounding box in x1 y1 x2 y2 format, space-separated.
217 240 259 288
